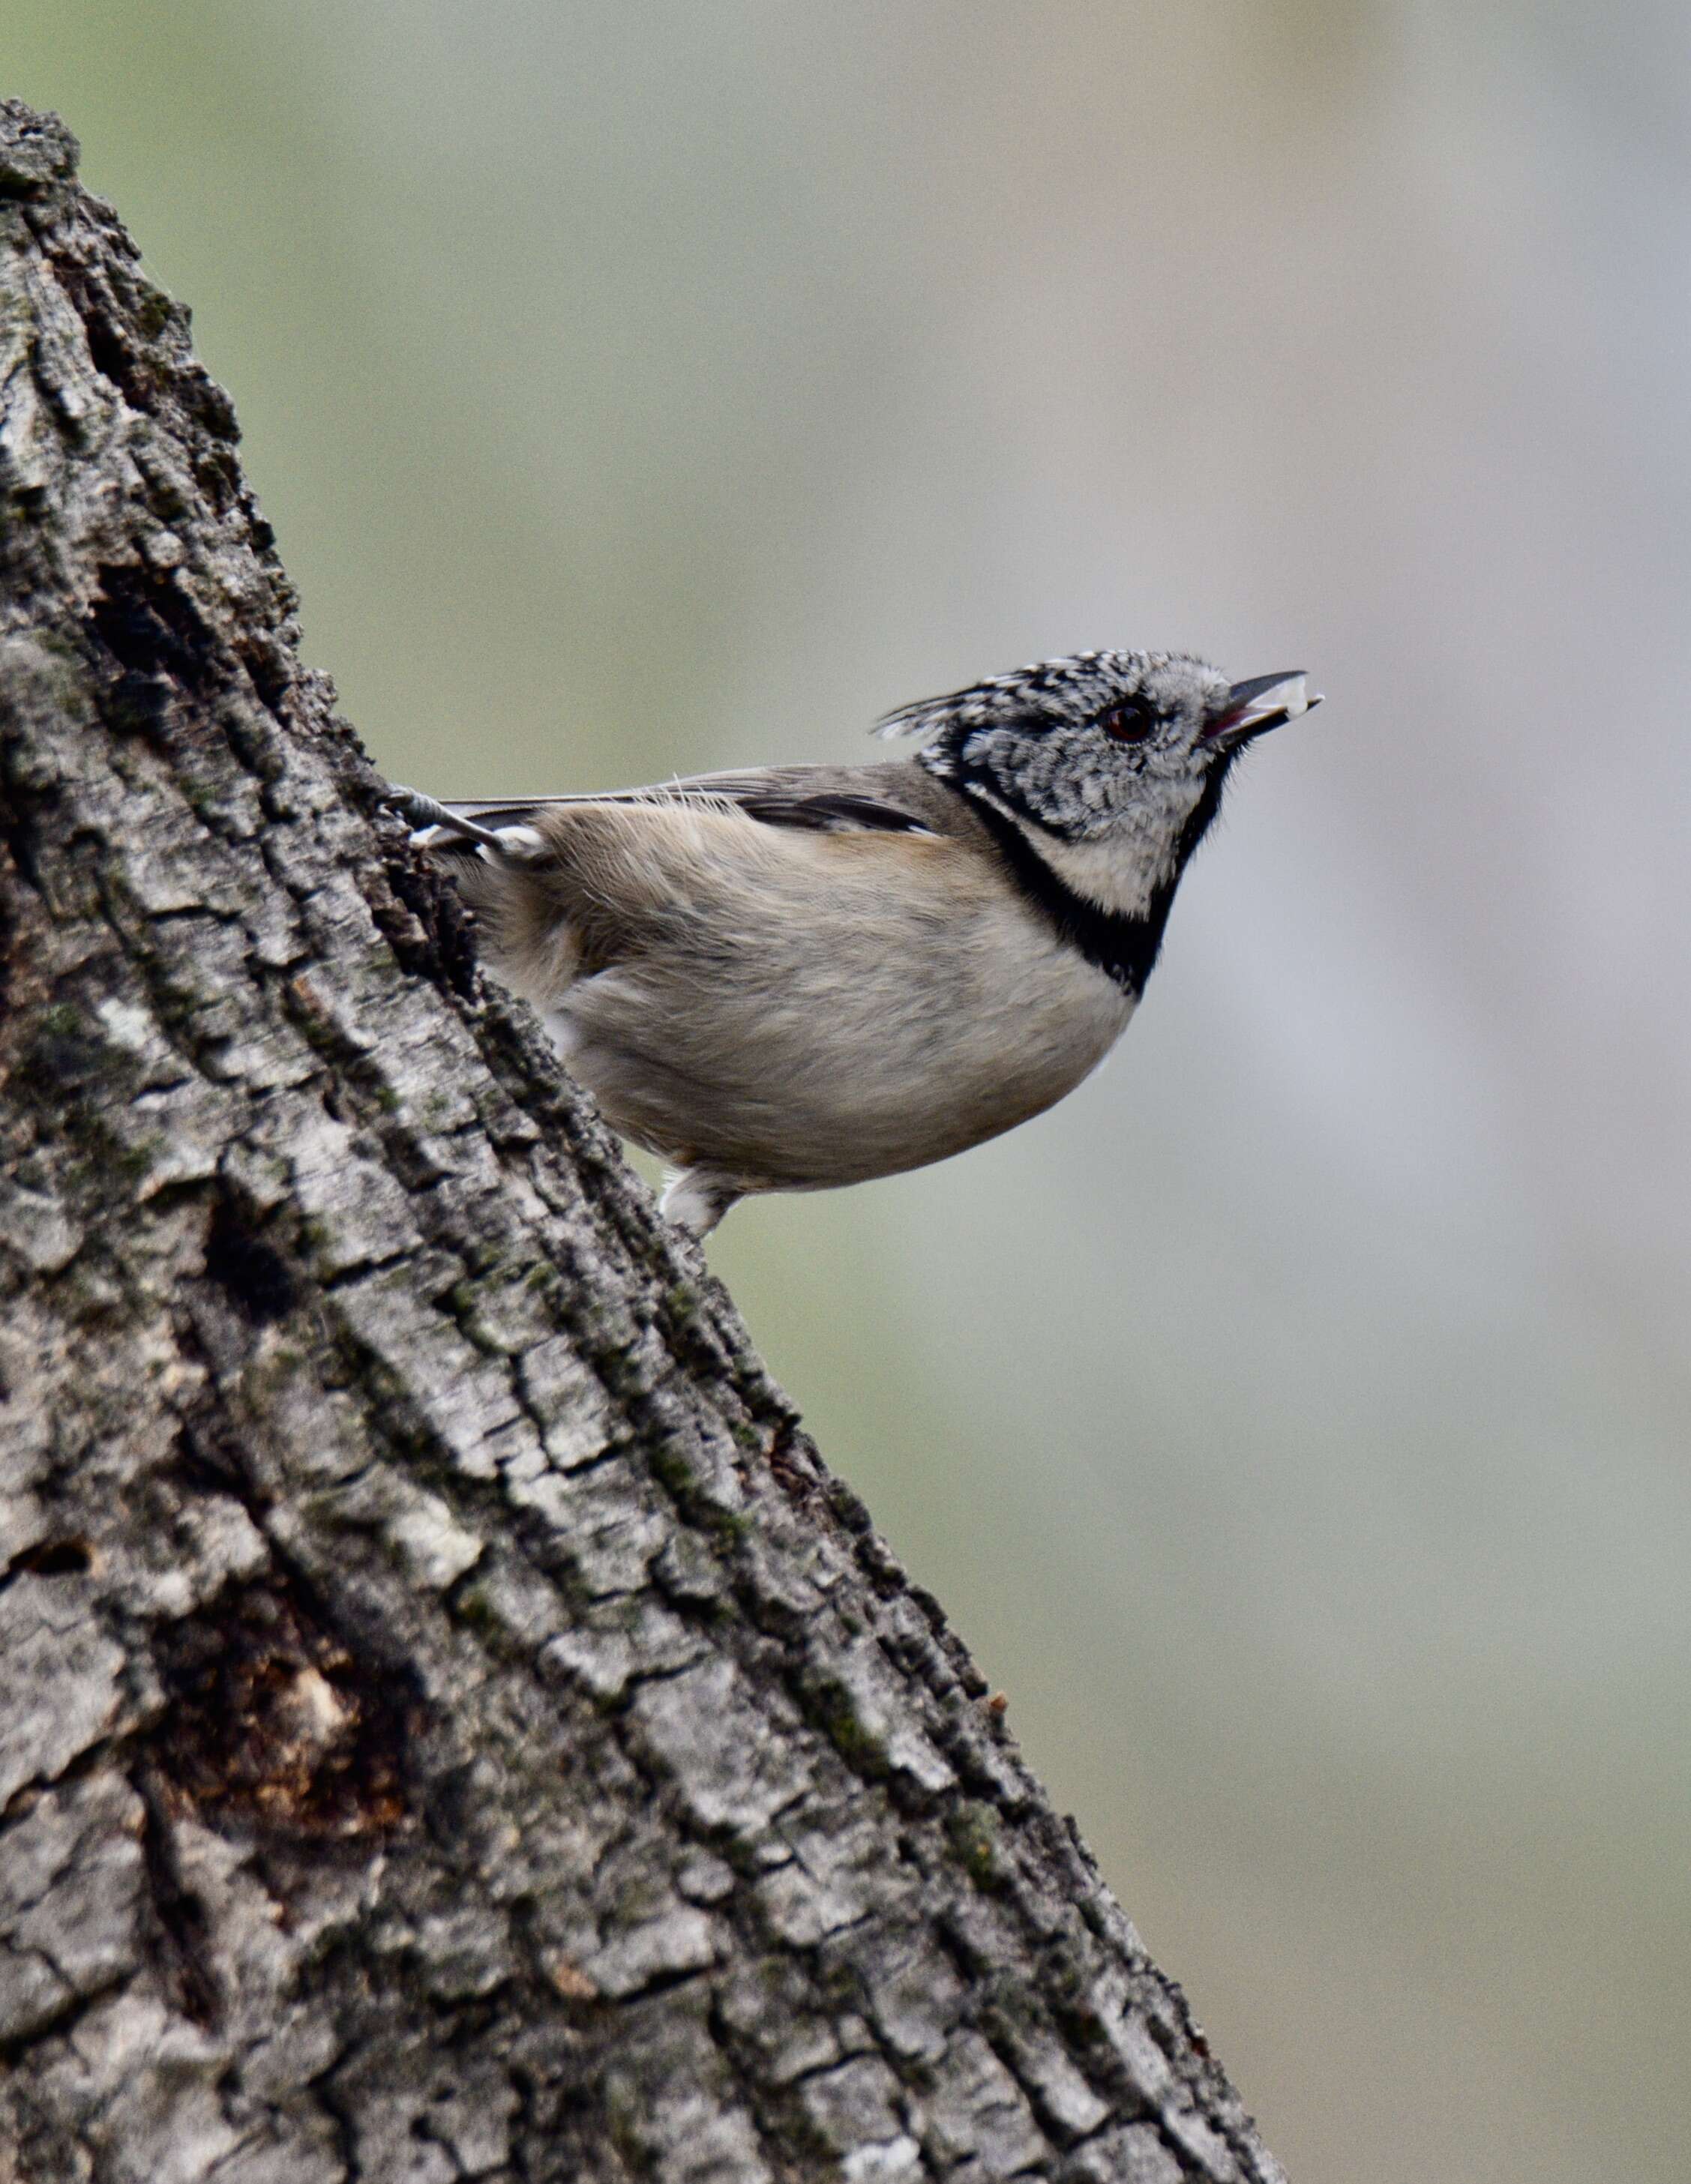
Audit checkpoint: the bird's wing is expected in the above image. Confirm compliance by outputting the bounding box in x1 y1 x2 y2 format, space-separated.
436 764 945 839
409 763 982 987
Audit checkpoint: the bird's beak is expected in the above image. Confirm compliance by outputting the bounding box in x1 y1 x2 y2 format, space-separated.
1204 671 1322 744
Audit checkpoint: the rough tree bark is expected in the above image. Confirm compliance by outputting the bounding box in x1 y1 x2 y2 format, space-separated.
0 102 1287 2184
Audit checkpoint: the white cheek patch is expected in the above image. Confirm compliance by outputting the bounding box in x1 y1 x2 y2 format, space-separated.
1004 794 1195 920
1028 831 1155 918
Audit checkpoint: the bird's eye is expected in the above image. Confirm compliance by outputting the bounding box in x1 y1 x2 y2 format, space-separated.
1099 700 1157 744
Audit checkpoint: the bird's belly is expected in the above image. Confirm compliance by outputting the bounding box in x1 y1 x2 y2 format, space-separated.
546 941 1135 1188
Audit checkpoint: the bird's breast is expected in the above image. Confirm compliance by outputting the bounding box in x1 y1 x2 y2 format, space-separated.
549 826 1138 1186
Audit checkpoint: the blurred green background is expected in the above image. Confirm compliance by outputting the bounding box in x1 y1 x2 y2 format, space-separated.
9 4 1688 2177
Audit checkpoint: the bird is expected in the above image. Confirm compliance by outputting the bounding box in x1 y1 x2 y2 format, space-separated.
391 650 1319 1235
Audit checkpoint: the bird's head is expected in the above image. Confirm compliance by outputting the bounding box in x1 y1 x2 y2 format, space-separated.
879 649 1318 915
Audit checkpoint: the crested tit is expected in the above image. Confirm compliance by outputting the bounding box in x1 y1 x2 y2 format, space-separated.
394 651 1319 1233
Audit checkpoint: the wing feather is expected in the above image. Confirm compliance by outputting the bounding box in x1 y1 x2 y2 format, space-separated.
440 767 937 839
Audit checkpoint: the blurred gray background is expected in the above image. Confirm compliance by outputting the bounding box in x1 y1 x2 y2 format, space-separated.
10 4 1687 2177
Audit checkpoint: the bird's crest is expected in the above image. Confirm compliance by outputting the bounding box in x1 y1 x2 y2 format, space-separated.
874 650 1175 742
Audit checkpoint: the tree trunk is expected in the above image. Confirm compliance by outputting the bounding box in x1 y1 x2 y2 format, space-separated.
0 100 1285 2184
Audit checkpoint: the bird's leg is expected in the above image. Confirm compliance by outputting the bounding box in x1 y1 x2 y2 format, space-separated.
386 786 510 852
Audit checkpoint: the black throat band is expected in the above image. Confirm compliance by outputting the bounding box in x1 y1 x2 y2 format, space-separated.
947 759 1236 996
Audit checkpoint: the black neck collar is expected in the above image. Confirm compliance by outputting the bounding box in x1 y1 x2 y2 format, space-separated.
943 758 1236 996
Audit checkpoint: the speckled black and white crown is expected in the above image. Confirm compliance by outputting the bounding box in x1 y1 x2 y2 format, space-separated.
873 649 1217 742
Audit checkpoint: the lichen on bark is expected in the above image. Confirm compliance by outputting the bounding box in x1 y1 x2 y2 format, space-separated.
0 97 1285 2184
